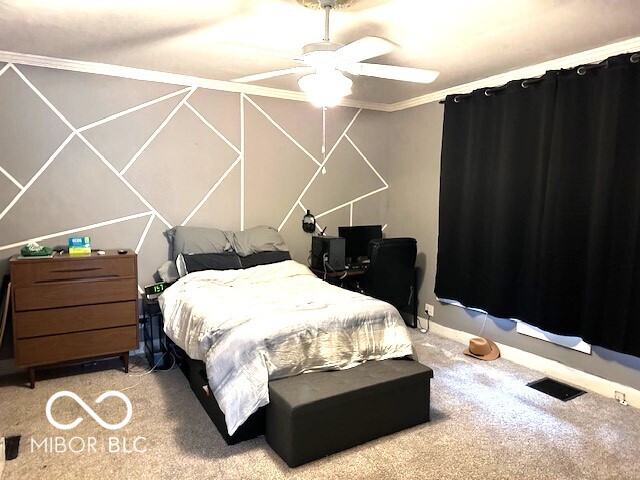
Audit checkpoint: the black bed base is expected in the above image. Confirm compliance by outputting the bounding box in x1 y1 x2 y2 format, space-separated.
171 340 433 459
172 344 265 445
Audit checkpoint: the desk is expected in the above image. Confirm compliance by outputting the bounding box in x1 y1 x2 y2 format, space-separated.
313 265 419 328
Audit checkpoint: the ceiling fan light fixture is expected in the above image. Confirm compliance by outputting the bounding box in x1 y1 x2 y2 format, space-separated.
298 70 353 107
301 47 340 69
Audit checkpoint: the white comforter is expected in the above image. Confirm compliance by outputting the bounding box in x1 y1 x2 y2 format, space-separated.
159 260 413 435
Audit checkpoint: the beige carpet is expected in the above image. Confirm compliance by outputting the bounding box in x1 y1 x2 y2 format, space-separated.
1 330 639 480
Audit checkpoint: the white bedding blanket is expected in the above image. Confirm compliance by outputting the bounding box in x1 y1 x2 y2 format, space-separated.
159 260 413 435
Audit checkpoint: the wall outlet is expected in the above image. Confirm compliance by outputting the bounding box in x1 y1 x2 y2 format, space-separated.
425 303 435 317
615 391 628 405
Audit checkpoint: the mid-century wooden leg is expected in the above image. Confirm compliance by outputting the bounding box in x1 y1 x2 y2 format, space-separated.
28 367 35 389
122 352 129 373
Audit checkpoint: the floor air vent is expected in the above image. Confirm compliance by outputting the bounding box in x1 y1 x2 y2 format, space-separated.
527 377 586 401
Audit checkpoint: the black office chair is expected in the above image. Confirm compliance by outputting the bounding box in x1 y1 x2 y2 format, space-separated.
358 238 418 328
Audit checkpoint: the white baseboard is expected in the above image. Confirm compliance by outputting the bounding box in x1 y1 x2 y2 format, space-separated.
426 318 640 409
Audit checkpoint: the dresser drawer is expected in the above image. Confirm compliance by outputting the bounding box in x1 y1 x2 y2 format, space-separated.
11 256 135 287
14 301 137 339
15 325 138 367
13 278 138 312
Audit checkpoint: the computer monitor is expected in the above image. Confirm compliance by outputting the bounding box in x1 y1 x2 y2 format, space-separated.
338 225 383 263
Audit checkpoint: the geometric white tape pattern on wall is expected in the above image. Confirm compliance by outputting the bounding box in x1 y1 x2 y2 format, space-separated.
0 64 174 288
0 64 171 254
123 106 240 227
242 96 319 230
0 135 151 247
314 136 388 221
0 61 390 284
241 95 389 234
0 66 232 283
81 89 192 172
303 134 387 219
17 64 189 129
0 67 72 188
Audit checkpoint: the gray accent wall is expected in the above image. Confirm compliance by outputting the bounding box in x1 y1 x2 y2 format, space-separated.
2 59 639 392
0 64 390 290
386 102 640 390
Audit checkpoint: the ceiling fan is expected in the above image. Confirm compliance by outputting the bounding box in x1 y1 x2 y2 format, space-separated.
232 0 439 107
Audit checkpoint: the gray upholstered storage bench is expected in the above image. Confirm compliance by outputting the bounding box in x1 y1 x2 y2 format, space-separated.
266 358 433 467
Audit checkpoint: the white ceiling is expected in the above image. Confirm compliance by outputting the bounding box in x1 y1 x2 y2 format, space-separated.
1 0 639 104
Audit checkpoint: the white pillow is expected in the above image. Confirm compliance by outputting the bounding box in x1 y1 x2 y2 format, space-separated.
176 254 187 278
156 260 179 283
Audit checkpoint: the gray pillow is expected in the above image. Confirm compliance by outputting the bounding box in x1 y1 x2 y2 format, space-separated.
165 226 232 260
228 226 288 257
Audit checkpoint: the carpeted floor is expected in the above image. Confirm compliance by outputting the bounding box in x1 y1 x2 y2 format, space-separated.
1 330 639 480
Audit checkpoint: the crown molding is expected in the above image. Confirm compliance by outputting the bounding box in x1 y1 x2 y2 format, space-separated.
2 35 639 114
386 36 640 112
0 49 390 112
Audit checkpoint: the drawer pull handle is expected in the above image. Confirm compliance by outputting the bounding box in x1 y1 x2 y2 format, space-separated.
36 275 119 284
50 267 102 273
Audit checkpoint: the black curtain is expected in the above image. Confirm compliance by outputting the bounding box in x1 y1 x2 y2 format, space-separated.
435 53 640 357
436 73 557 319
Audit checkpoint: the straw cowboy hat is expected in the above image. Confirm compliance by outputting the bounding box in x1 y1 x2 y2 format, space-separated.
463 337 500 361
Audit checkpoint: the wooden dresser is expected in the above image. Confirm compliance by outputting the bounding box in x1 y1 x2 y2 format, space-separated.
10 250 138 388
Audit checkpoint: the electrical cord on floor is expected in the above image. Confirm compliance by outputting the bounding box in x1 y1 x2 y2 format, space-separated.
127 351 166 376
118 350 177 394
417 314 430 334
479 311 489 337
127 354 146 372
168 341 185 360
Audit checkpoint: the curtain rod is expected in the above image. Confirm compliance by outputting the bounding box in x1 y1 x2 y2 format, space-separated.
439 52 638 104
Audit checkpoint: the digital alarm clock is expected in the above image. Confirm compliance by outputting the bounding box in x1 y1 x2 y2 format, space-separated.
144 282 169 299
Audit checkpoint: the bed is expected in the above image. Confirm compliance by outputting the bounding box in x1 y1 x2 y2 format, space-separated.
157 226 414 441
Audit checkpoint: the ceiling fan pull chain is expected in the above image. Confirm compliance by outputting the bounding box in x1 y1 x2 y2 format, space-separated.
322 106 327 174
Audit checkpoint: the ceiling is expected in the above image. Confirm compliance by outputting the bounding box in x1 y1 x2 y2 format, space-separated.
0 0 639 104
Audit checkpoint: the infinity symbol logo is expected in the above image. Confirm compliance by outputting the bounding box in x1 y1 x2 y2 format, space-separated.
45 391 133 431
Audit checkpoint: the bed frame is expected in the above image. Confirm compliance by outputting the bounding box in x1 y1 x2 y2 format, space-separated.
172 345 266 444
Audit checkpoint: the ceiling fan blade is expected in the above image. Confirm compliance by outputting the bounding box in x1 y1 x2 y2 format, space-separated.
221 42 299 61
232 67 313 83
335 36 397 64
346 63 439 84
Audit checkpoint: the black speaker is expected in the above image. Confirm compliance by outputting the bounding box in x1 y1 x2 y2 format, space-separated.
311 236 345 271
